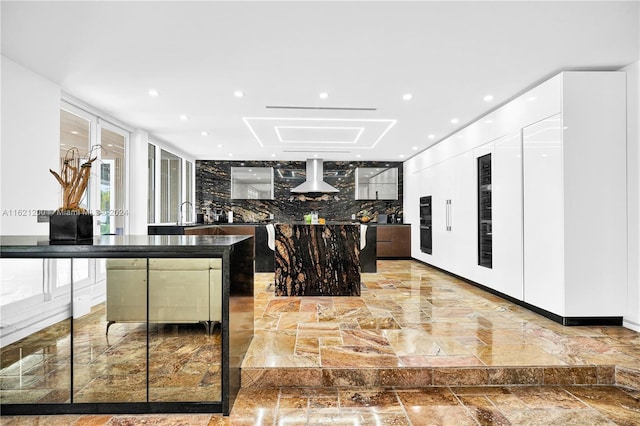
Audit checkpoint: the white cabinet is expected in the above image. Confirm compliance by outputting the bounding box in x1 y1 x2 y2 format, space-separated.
523 115 565 314
522 72 627 318
422 152 475 274
406 71 627 323
492 132 523 300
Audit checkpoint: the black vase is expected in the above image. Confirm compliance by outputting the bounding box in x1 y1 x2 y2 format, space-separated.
49 212 94 242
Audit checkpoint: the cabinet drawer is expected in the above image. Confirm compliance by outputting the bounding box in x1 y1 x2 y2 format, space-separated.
377 227 393 242
377 241 393 257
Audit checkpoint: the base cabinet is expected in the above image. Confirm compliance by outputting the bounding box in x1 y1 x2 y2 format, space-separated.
376 225 411 258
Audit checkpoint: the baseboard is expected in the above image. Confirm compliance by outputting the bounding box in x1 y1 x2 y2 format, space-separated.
413 258 623 327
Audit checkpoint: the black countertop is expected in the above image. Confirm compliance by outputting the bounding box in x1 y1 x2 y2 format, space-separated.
0 234 252 258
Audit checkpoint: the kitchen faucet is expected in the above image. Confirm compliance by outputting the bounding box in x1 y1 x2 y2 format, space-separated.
177 201 193 225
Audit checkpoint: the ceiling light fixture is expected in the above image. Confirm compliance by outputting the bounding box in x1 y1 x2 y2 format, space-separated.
412 146 418 150
234 90 244 98
356 154 361 158
179 114 189 121
271 153 276 157
228 153 233 157
402 93 413 101
201 131 208 136
217 144 223 148
483 94 494 102
428 134 435 139
319 92 329 100
527 96 537 101
399 154 405 158
148 89 159 97
450 118 459 124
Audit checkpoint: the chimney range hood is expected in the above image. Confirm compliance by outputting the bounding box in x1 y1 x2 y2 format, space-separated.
291 158 339 194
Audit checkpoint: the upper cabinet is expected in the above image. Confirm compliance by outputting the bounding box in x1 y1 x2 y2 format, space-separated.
355 166 398 199
231 167 274 199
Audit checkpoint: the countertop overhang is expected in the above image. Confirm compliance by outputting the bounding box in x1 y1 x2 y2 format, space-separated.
0 234 252 258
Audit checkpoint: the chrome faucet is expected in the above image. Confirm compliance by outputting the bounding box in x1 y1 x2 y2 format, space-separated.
177 201 193 225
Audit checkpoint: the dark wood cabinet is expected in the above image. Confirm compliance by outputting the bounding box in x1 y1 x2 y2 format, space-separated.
376 225 411 258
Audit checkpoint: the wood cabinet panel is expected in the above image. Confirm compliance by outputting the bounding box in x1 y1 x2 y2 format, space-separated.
391 226 411 257
376 225 411 258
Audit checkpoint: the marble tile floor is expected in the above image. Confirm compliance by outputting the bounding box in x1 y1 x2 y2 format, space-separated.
242 260 640 389
3 259 640 425
3 385 640 425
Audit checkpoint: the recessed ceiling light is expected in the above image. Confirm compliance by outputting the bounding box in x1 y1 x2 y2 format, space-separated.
527 96 537 101
271 153 276 157
399 154 405 158
71 131 79 135
450 118 459 124
217 144 223 148
313 153 319 157
428 134 435 139
319 92 329 100
248 169 253 172
402 93 413 101
412 146 418 150
148 89 160 97
228 153 233 157
484 119 493 124
483 94 494 102
356 154 361 158
179 114 189 121
234 90 244 98
201 131 208 136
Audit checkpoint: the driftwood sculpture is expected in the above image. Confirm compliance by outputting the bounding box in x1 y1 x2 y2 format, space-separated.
50 147 97 212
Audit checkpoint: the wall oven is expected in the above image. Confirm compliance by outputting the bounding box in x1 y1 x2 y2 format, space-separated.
419 195 432 254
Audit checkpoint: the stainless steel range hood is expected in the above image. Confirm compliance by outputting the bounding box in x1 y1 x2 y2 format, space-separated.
291 158 339 193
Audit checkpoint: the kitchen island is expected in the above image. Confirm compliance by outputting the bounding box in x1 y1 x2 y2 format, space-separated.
274 223 361 296
0 235 254 416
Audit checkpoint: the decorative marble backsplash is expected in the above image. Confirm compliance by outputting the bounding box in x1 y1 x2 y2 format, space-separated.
196 160 404 223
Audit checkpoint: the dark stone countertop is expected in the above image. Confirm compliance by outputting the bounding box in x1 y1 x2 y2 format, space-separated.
0 234 252 258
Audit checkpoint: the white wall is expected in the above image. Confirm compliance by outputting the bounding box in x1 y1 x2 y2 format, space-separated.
623 61 640 331
1 56 61 235
129 129 150 235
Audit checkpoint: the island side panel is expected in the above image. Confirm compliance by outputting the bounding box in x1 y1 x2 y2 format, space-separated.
224 237 254 415
274 224 360 296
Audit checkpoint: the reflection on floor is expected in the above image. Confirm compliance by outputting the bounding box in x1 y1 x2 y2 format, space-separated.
244 260 640 390
0 304 222 404
2 385 640 425
2 260 640 425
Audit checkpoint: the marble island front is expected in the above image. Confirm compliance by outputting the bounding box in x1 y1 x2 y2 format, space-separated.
274 223 361 296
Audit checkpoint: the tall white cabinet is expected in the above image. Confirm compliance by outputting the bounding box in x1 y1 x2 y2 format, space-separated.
405 71 627 324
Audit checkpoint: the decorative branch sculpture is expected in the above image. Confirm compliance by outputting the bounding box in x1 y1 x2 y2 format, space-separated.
49 147 98 212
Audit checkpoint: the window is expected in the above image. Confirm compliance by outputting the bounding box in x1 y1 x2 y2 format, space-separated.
60 103 129 234
148 143 156 223
160 149 182 223
185 161 194 223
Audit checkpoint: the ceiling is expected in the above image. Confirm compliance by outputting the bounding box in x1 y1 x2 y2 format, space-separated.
2 1 638 162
